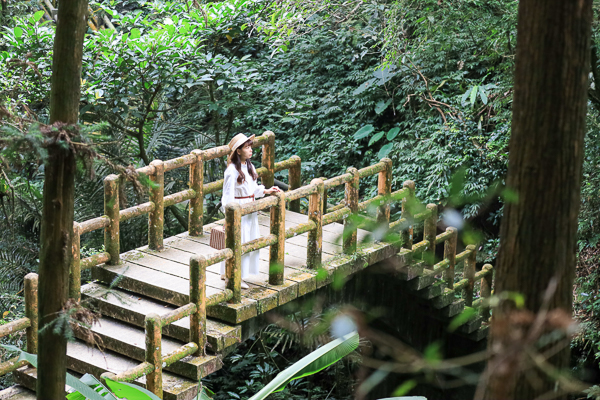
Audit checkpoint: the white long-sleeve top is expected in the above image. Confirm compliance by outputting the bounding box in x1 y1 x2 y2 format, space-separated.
220 162 265 213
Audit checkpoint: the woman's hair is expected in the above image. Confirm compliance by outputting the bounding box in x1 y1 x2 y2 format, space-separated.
230 139 258 184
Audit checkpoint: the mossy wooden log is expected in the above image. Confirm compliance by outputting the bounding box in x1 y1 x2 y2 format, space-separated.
252 132 270 147
81 252 110 270
136 164 155 176
286 183 318 202
433 258 449 275
149 160 165 251
288 156 302 213
207 289 233 306
163 189 196 208
274 156 300 172
225 203 242 303
161 343 198 367
204 180 223 195
203 145 230 161
480 264 493 320
102 362 154 383
344 167 359 254
0 356 28 376
261 131 275 189
321 176 328 215
120 202 155 222
189 256 207 356
443 227 457 287
270 192 286 285
240 195 277 216
323 207 351 226
455 248 471 263
161 303 196 327
189 150 204 236
70 222 81 300
24 273 38 354
163 154 196 172
435 229 454 244
413 208 432 222
423 204 438 268
389 217 407 233
104 175 120 265
0 318 30 338
328 201 346 213
307 179 324 269
204 248 233 267
463 245 477 307
145 313 163 397
377 158 392 228
357 195 383 213
79 216 110 234
242 234 277 254
401 180 415 249
358 161 387 179
323 173 353 190
285 220 316 239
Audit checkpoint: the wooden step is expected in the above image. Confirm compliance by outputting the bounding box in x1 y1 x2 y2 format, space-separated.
407 269 436 291
0 386 35 400
75 316 221 380
14 341 200 400
440 299 465 318
82 282 241 353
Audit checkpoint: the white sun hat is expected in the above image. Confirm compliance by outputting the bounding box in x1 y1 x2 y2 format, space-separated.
228 133 255 160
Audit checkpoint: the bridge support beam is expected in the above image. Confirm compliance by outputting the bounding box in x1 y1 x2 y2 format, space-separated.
189 150 204 237
307 179 324 270
149 160 164 251
226 203 242 303
344 167 359 254
104 174 120 264
269 191 286 285
190 256 207 356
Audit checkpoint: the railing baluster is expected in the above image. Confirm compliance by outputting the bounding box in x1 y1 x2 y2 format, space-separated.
463 244 477 306
480 264 493 321
261 131 275 189
24 273 38 354
288 156 301 213
145 313 162 397
189 150 204 236
225 203 242 303
401 180 415 249
444 227 458 287
149 160 164 251
344 167 359 254
307 179 324 269
104 174 120 264
377 158 392 228
424 203 438 268
269 191 286 285
321 176 328 215
189 256 207 356
69 222 81 300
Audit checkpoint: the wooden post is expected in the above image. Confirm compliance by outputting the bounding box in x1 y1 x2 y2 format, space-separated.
321 177 328 216
269 191 286 285
444 227 457 287
24 273 38 355
480 264 493 321
401 180 415 249
463 244 477 307
423 203 438 269
343 167 359 254
377 158 392 229
145 313 162 398
225 203 242 303
189 150 204 236
104 174 120 264
149 160 164 251
69 222 81 300
189 256 207 356
307 179 324 269
288 155 301 213
261 131 275 189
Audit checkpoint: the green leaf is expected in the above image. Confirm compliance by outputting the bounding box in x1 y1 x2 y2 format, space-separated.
448 307 476 332
374 99 391 114
378 143 393 159
386 127 400 141
479 87 488 105
354 125 374 140
130 28 141 39
14 27 23 39
469 85 478 106
248 331 359 400
368 131 385 146
33 10 45 23
105 379 161 399
391 380 418 396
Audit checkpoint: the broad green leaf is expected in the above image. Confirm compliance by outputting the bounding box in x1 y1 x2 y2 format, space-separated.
378 143 394 159
33 10 45 23
14 27 23 39
354 125 374 140
249 331 359 399
368 131 385 146
448 307 476 332
392 380 418 396
460 88 471 106
386 127 400 141
105 379 161 399
469 85 478 106
130 28 141 39
479 87 488 105
374 99 391 114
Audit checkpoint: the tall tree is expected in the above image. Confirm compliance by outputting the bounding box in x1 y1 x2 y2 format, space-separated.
485 1 592 399
37 1 88 398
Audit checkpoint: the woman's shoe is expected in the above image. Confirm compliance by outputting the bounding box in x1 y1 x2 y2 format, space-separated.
241 280 250 289
221 274 226 281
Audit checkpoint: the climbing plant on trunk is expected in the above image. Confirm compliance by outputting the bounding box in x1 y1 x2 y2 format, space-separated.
484 1 593 399
37 0 88 399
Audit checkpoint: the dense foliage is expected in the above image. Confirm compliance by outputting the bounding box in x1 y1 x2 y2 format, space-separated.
2 0 600 393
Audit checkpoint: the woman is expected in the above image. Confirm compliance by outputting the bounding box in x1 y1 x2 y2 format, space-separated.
220 133 282 289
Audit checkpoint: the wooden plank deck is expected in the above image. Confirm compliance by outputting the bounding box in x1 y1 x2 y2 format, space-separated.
92 210 399 324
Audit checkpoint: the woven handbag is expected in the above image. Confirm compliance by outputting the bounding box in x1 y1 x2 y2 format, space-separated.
209 225 226 250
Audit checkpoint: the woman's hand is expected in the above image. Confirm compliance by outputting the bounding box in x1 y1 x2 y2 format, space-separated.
264 187 283 195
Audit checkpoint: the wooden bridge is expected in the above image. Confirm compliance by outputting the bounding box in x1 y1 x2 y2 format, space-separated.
0 131 494 399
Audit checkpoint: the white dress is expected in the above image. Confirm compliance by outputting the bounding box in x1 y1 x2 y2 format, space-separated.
219 162 265 279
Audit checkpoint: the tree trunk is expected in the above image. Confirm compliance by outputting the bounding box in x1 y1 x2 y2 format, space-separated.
485 1 592 399
37 1 88 398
